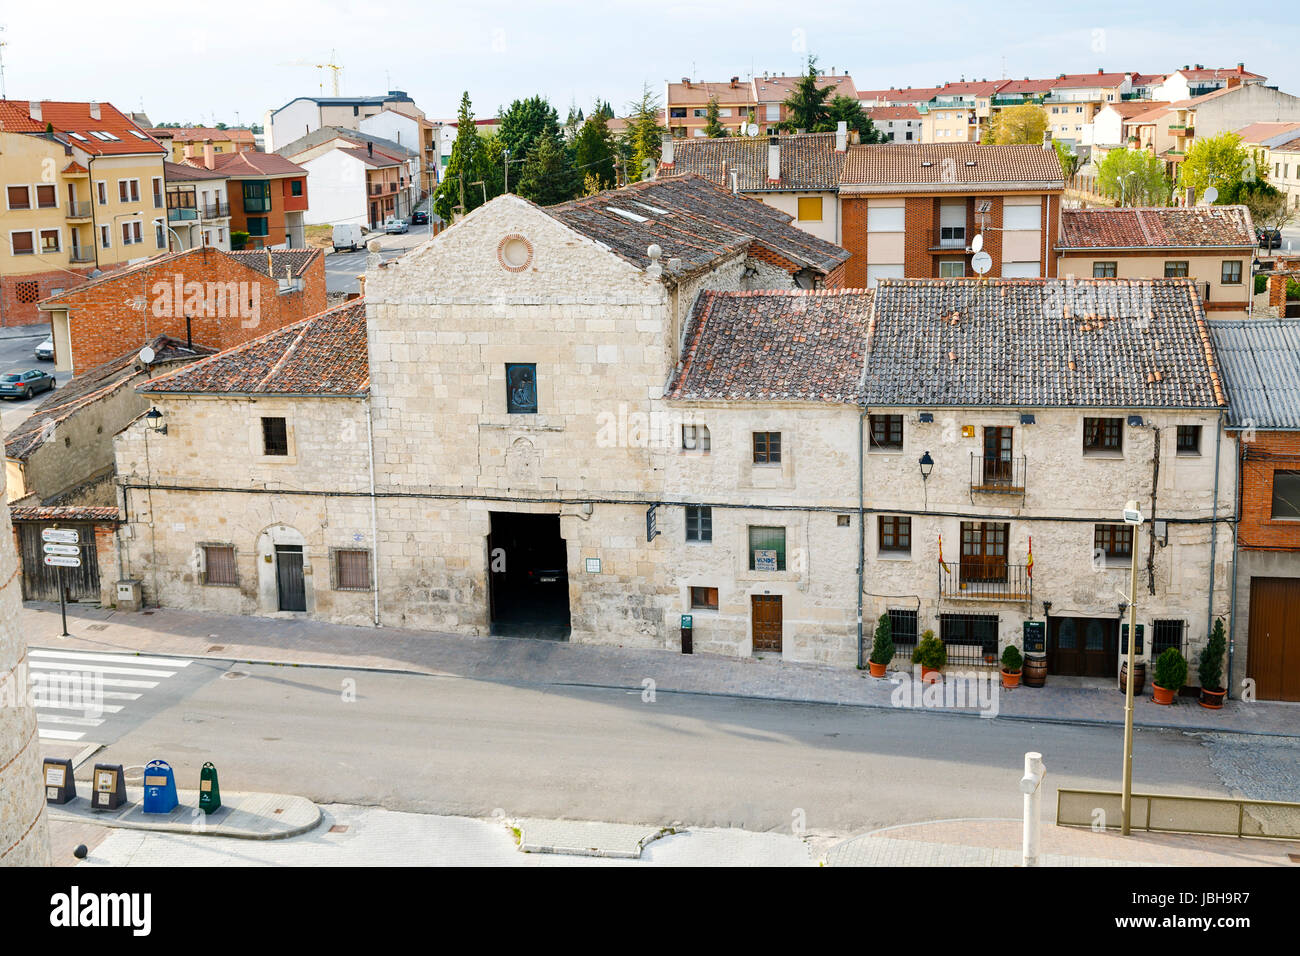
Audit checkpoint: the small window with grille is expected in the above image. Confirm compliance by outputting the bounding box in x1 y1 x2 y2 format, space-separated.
333 550 371 590
203 545 238 586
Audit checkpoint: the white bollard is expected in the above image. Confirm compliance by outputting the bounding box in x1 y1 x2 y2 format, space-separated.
1019 751 1046 867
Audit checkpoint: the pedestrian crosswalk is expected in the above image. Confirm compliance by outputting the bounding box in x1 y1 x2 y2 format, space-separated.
28 649 193 743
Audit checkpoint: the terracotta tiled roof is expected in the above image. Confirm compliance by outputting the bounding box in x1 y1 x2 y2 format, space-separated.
9 505 120 523
864 106 922 121
163 160 227 181
994 78 1059 94
545 174 849 277
1126 105 1171 125
667 81 756 106
857 87 941 104
668 132 844 191
203 150 305 178
225 248 322 278
667 289 871 404
62 161 88 174
936 80 1007 96
1275 136 1300 153
862 278 1225 409
753 74 858 102
1050 71 1133 89
1101 100 1170 119
4 337 214 461
141 300 367 396
1233 121 1300 145
0 99 165 156
1058 206 1255 249
147 126 255 145
840 143 1064 192
1177 66 1265 82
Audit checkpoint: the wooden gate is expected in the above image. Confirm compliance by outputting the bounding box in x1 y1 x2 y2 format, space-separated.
18 522 100 602
1248 577 1300 701
751 595 783 653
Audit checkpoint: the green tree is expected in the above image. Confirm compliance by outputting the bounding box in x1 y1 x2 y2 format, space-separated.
515 133 580 205
434 92 489 222
499 95 562 169
779 55 837 132
1180 131 1250 202
828 94 885 143
1096 148 1172 206
1238 184 1296 234
989 103 1048 145
572 113 617 191
702 96 727 138
625 84 667 183
1053 139 1079 178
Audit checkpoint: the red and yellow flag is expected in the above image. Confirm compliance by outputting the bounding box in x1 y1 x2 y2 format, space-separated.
1027 536 1034 579
938 534 950 574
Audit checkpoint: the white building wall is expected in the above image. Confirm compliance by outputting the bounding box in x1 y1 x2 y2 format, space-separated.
299 149 369 227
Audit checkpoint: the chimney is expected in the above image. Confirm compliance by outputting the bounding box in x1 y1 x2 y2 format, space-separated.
1185 186 1195 207
203 139 215 170
730 76 739 89
767 136 781 183
1237 62 1245 73
660 133 674 168
367 141 373 157
89 101 100 121
730 169 739 195
28 101 41 122
1227 76 1241 89
1042 129 1053 151
681 77 691 88
183 144 194 161
835 120 848 152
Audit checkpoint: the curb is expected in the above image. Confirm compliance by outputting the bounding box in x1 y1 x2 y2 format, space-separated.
48 787 322 841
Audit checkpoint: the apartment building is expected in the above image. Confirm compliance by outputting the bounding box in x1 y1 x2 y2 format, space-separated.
1043 71 1135 147
162 162 231 251
265 91 425 152
189 150 309 249
147 126 256 163
864 106 922 143
1056 206 1256 315
838 143 1065 287
661 128 848 244
857 88 941 108
1153 65 1267 103
1091 101 1170 154
1267 136 1300 212
666 78 756 138
0 99 168 326
751 71 858 131
278 128 418 228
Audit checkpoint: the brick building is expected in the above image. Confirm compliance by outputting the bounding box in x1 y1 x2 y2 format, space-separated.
39 245 325 373
1211 319 1300 701
838 143 1065 287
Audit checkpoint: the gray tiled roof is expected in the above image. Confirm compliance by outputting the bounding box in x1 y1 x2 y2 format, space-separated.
667 133 845 191
1208 319 1300 429
544 174 849 278
667 289 872 403
863 278 1225 409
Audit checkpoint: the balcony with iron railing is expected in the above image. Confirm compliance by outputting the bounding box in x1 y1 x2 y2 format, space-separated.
202 201 230 218
929 229 970 251
69 246 94 263
65 201 91 220
939 562 1033 603
970 454 1027 497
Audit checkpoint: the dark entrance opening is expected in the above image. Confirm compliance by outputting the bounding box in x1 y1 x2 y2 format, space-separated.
488 512 570 640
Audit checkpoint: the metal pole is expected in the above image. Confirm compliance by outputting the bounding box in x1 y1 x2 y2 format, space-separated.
1021 751 1045 866
58 565 69 637
1121 544 1139 835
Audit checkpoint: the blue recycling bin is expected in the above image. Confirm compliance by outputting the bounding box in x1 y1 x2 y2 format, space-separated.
141 759 178 814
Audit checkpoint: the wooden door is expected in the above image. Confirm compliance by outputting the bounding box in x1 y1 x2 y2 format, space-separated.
1248 577 1300 701
983 427 1013 484
19 523 100 602
275 545 306 612
960 521 1008 583
1049 617 1117 677
752 595 783 653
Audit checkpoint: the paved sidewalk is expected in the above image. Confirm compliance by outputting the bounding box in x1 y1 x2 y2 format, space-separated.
826 819 1299 867
24 603 1299 737
48 785 320 839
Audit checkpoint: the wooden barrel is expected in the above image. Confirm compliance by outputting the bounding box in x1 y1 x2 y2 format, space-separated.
1023 654 1047 687
1119 660 1146 695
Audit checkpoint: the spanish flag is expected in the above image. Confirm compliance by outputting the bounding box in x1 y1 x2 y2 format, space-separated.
938 534 950 574
1027 536 1034 579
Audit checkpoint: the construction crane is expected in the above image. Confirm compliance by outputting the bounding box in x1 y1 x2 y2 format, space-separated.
279 50 343 96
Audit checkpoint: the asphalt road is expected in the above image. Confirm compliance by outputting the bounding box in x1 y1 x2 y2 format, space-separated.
0 325 69 434
79 659 1247 835
325 221 436 295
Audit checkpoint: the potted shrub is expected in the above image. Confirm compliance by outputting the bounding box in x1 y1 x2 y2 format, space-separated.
911 630 946 683
1152 647 1187 705
868 613 894 678
1198 618 1227 710
1000 644 1023 689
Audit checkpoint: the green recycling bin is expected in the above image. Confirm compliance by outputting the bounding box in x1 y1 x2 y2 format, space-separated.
198 762 221 814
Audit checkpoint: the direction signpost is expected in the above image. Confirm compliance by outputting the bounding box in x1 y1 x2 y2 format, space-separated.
41 529 80 637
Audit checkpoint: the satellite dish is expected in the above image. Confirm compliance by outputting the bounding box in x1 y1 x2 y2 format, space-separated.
971 250 993 276
971 233 984 253
1203 186 1219 205
138 346 156 365
746 124 759 137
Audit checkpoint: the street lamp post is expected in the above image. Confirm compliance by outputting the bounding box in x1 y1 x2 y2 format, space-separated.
1120 498 1143 835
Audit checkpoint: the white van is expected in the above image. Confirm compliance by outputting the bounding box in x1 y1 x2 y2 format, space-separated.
332 223 364 253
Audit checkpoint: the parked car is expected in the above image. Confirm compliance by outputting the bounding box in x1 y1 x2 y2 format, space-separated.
0 369 56 400
410 210 429 225
34 338 54 361
382 217 409 234
1258 227 1282 251
332 223 365 253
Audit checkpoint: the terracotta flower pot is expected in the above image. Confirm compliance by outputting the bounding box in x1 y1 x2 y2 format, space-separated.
921 665 941 684
1001 669 1021 689
868 660 888 678
1152 683 1176 705
1199 687 1226 710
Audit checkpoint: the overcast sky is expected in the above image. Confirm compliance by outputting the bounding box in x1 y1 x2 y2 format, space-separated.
4 1 1296 125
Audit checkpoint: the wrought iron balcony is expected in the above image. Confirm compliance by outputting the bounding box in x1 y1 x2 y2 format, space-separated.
202 201 230 218
65 201 91 219
970 453 1027 496
939 562 1033 603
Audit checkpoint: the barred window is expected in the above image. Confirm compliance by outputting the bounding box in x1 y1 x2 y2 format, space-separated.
752 431 781 464
1151 619 1184 658
203 546 237 585
334 550 371 590
1094 523 1133 559
748 526 786 570
685 505 712 543
888 608 918 648
262 417 288 456
878 515 911 553
869 414 903 449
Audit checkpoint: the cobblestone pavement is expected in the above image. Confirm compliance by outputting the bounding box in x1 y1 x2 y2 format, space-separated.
68 805 814 867
27 603 1298 737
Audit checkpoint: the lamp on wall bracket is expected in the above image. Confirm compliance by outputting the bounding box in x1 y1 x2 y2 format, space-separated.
1042 600 1052 616
144 407 167 436
1117 600 1128 617
918 450 934 510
